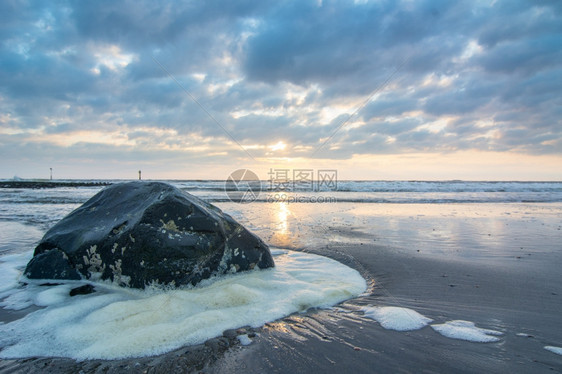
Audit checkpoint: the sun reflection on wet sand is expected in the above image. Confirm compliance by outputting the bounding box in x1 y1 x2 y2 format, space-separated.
270 202 293 248
217 202 562 263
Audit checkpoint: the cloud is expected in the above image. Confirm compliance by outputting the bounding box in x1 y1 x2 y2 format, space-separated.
0 0 561 178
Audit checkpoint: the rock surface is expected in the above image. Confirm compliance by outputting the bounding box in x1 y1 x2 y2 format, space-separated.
69 284 96 297
24 181 274 288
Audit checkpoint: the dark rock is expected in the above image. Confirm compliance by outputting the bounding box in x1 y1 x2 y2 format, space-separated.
69 284 96 296
24 249 81 280
222 329 238 339
24 181 274 288
204 337 230 351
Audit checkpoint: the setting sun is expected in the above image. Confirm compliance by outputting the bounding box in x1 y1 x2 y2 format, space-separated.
269 141 287 152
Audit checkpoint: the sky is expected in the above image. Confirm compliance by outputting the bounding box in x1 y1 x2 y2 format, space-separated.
1 0 561 181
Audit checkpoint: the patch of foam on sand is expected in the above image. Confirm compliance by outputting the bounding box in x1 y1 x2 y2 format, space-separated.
237 334 253 346
0 249 366 360
431 320 503 342
544 346 562 356
361 306 433 331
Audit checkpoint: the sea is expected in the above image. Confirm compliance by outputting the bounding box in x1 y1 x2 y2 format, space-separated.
0 180 561 360
0 179 560 254
1 179 561 256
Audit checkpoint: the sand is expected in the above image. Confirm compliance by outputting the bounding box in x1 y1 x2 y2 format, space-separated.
1 202 561 373
211 240 562 373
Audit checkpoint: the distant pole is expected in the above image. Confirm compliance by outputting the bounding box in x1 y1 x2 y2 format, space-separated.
138 170 142 180
50 168 53 180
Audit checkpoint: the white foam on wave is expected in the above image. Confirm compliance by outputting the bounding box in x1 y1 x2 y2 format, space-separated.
544 346 562 356
34 284 74 306
0 288 35 310
0 252 32 298
361 306 433 331
0 249 366 360
431 320 502 342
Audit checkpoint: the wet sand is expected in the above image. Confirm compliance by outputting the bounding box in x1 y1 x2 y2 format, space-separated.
1 202 562 373
211 240 562 373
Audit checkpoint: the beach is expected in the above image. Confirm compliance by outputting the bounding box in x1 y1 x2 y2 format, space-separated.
210 201 562 373
1 184 562 373
3 0 562 372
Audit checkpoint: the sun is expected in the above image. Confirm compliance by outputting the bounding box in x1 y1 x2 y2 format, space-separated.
269 141 287 151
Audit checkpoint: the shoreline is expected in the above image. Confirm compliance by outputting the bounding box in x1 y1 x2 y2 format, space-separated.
211 238 562 373
0 325 259 373
0 181 112 189
2 240 561 373
1 202 561 372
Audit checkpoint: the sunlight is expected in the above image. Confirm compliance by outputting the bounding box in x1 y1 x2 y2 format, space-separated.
277 202 289 235
269 141 287 152
270 202 292 248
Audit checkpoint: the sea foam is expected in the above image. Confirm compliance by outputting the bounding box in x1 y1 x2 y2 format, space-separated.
431 320 503 342
0 251 32 299
0 249 366 360
361 306 433 331
544 346 562 356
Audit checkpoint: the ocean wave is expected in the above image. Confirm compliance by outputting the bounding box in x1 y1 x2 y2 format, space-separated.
208 197 562 204
1 180 561 206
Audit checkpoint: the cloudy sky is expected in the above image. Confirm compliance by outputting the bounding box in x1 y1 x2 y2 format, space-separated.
1 0 561 180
